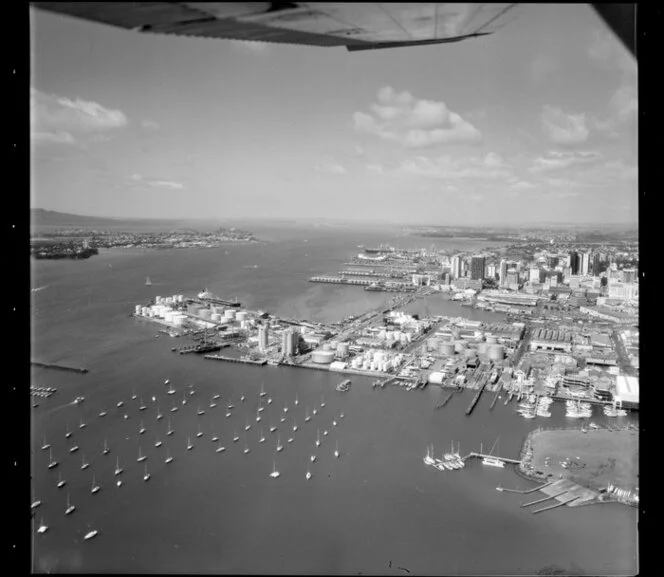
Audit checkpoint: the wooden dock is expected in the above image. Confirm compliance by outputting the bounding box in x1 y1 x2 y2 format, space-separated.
465 382 486 415
498 482 551 494
521 490 569 508
203 355 266 366
462 452 522 465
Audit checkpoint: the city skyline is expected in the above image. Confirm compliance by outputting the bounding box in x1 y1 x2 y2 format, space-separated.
31 4 637 225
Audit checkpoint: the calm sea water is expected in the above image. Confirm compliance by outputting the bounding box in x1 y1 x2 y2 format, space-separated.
30 225 637 574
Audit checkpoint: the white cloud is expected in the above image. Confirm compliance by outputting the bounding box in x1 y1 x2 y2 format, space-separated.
511 180 537 191
530 150 601 173
31 131 75 145
609 83 637 121
354 86 481 148
232 41 271 55
483 152 505 168
366 163 385 174
540 106 589 145
148 180 184 189
397 154 511 180
31 87 127 144
316 163 347 175
141 119 160 130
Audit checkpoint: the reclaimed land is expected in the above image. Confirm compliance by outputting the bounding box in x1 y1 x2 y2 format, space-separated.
518 428 638 506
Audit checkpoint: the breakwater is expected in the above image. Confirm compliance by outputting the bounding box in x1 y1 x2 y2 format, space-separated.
31 361 88 374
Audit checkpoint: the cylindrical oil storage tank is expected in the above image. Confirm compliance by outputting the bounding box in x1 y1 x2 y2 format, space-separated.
236 311 247 322
199 309 212 319
141 307 149 316
352 357 362 369
155 296 162 304
428 372 445 385
454 340 467 353
477 342 488 356
488 344 505 362
135 305 142 314
464 348 477 359
337 342 350 357
440 342 456 356
311 350 335 364
451 328 461 340
400 334 408 345
378 330 387 340
486 336 498 345
211 313 222 322
224 309 236 320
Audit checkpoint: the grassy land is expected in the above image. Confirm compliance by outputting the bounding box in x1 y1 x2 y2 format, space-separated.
529 429 638 491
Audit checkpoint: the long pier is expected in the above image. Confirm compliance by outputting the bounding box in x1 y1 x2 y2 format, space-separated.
497 482 551 494
490 390 501 410
203 355 266 366
521 490 569 508
532 494 580 513
465 382 486 415
31 361 88 374
463 452 522 465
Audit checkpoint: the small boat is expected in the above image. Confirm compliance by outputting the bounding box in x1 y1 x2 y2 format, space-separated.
91 476 101 494
315 431 321 448
31 500 41 510
155 436 162 448
114 457 123 476
267 398 273 405
288 437 294 444
269 461 280 478
167 387 175 396
213 393 221 400
80 454 89 470
137 447 147 462
305 470 311 480
340 413 345 419
209 401 217 408
240 395 245 402
244 418 251 432
187 437 194 450
99 409 107 417
79 417 86 430
57 472 66 488
69 444 79 453
48 448 58 469
167 419 174 436
216 445 225 453
258 406 265 413
270 424 277 433
305 409 311 423
293 421 298 432
259 430 266 443
333 420 337 427
103 439 110 455
226 411 232 418
143 464 151 482
244 445 250 454
165 448 174 464
84 529 98 541
277 436 283 452
197 406 206 416
320 396 326 408
334 441 340 458
259 384 266 397
65 425 72 439
233 431 239 442
227 403 235 409
280 416 286 423
131 390 137 400
189 390 195 397
196 425 203 438
145 276 152 286
294 394 299 406
323 430 328 437
283 404 288 413
117 401 124 408
37 517 48 534
170 404 179 413
156 406 163 420
139 421 146 435
65 494 75 515
164 379 170 385
139 398 147 411
313 406 318 416
310 455 317 463
256 411 262 423
211 432 219 442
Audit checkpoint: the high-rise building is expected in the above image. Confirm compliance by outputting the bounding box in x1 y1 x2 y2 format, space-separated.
592 253 601 276
470 256 486 280
258 324 269 353
529 268 541 283
569 251 580 275
547 256 559 268
282 328 295 357
451 256 462 280
582 252 590 276
487 264 497 279
499 259 509 287
506 270 520 290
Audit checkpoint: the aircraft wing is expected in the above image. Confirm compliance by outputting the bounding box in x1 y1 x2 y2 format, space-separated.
30 2 522 51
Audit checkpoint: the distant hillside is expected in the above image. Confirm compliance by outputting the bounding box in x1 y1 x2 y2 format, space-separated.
30 209 185 231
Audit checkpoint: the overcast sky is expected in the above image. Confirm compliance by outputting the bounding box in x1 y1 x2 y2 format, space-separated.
30 4 637 226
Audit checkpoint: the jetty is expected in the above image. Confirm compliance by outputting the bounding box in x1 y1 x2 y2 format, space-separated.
31 361 88 374
178 343 228 354
497 482 551 494
435 391 455 410
489 390 501 410
499 478 599 512
203 355 267 366
465 382 486 415
521 490 569 508
462 452 522 465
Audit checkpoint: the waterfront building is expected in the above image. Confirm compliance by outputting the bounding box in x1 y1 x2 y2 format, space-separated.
505 270 519 291
622 268 637 283
281 328 298 357
569 251 580 275
608 281 639 300
451 256 462 280
487 264 497 279
582 252 591 276
258 324 269 353
614 375 639 409
470 256 486 281
529 268 541 283
592 253 601 276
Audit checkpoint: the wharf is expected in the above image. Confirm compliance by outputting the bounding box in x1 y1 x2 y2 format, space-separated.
463 452 522 465
498 482 552 494
465 382 486 415
31 361 88 374
489 390 501 410
203 355 266 366
179 343 229 354
435 391 455 410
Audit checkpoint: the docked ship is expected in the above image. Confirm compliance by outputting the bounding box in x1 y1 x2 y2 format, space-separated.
197 289 241 308
336 379 352 392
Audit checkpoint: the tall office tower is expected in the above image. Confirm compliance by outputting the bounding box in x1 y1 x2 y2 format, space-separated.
487 264 497 279
623 268 637 283
581 252 590 276
547 256 559 268
569 251 580 275
282 328 295 357
470 256 486 280
529 268 541 283
499 259 508 287
506 270 520 290
592 253 601 276
451 256 462 280
258 324 269 353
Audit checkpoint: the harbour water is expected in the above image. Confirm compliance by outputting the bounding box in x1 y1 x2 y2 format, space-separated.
31 224 637 574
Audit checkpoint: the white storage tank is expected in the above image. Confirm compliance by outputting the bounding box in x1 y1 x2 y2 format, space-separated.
379 330 387 340
488 344 505 362
155 296 162 304
236 311 247 322
135 305 142 314
224 309 236 320
440 342 456 356
454 340 467 353
336 342 350 357
428 372 445 385
400 334 408 344
211 313 221 322
311 350 335 364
